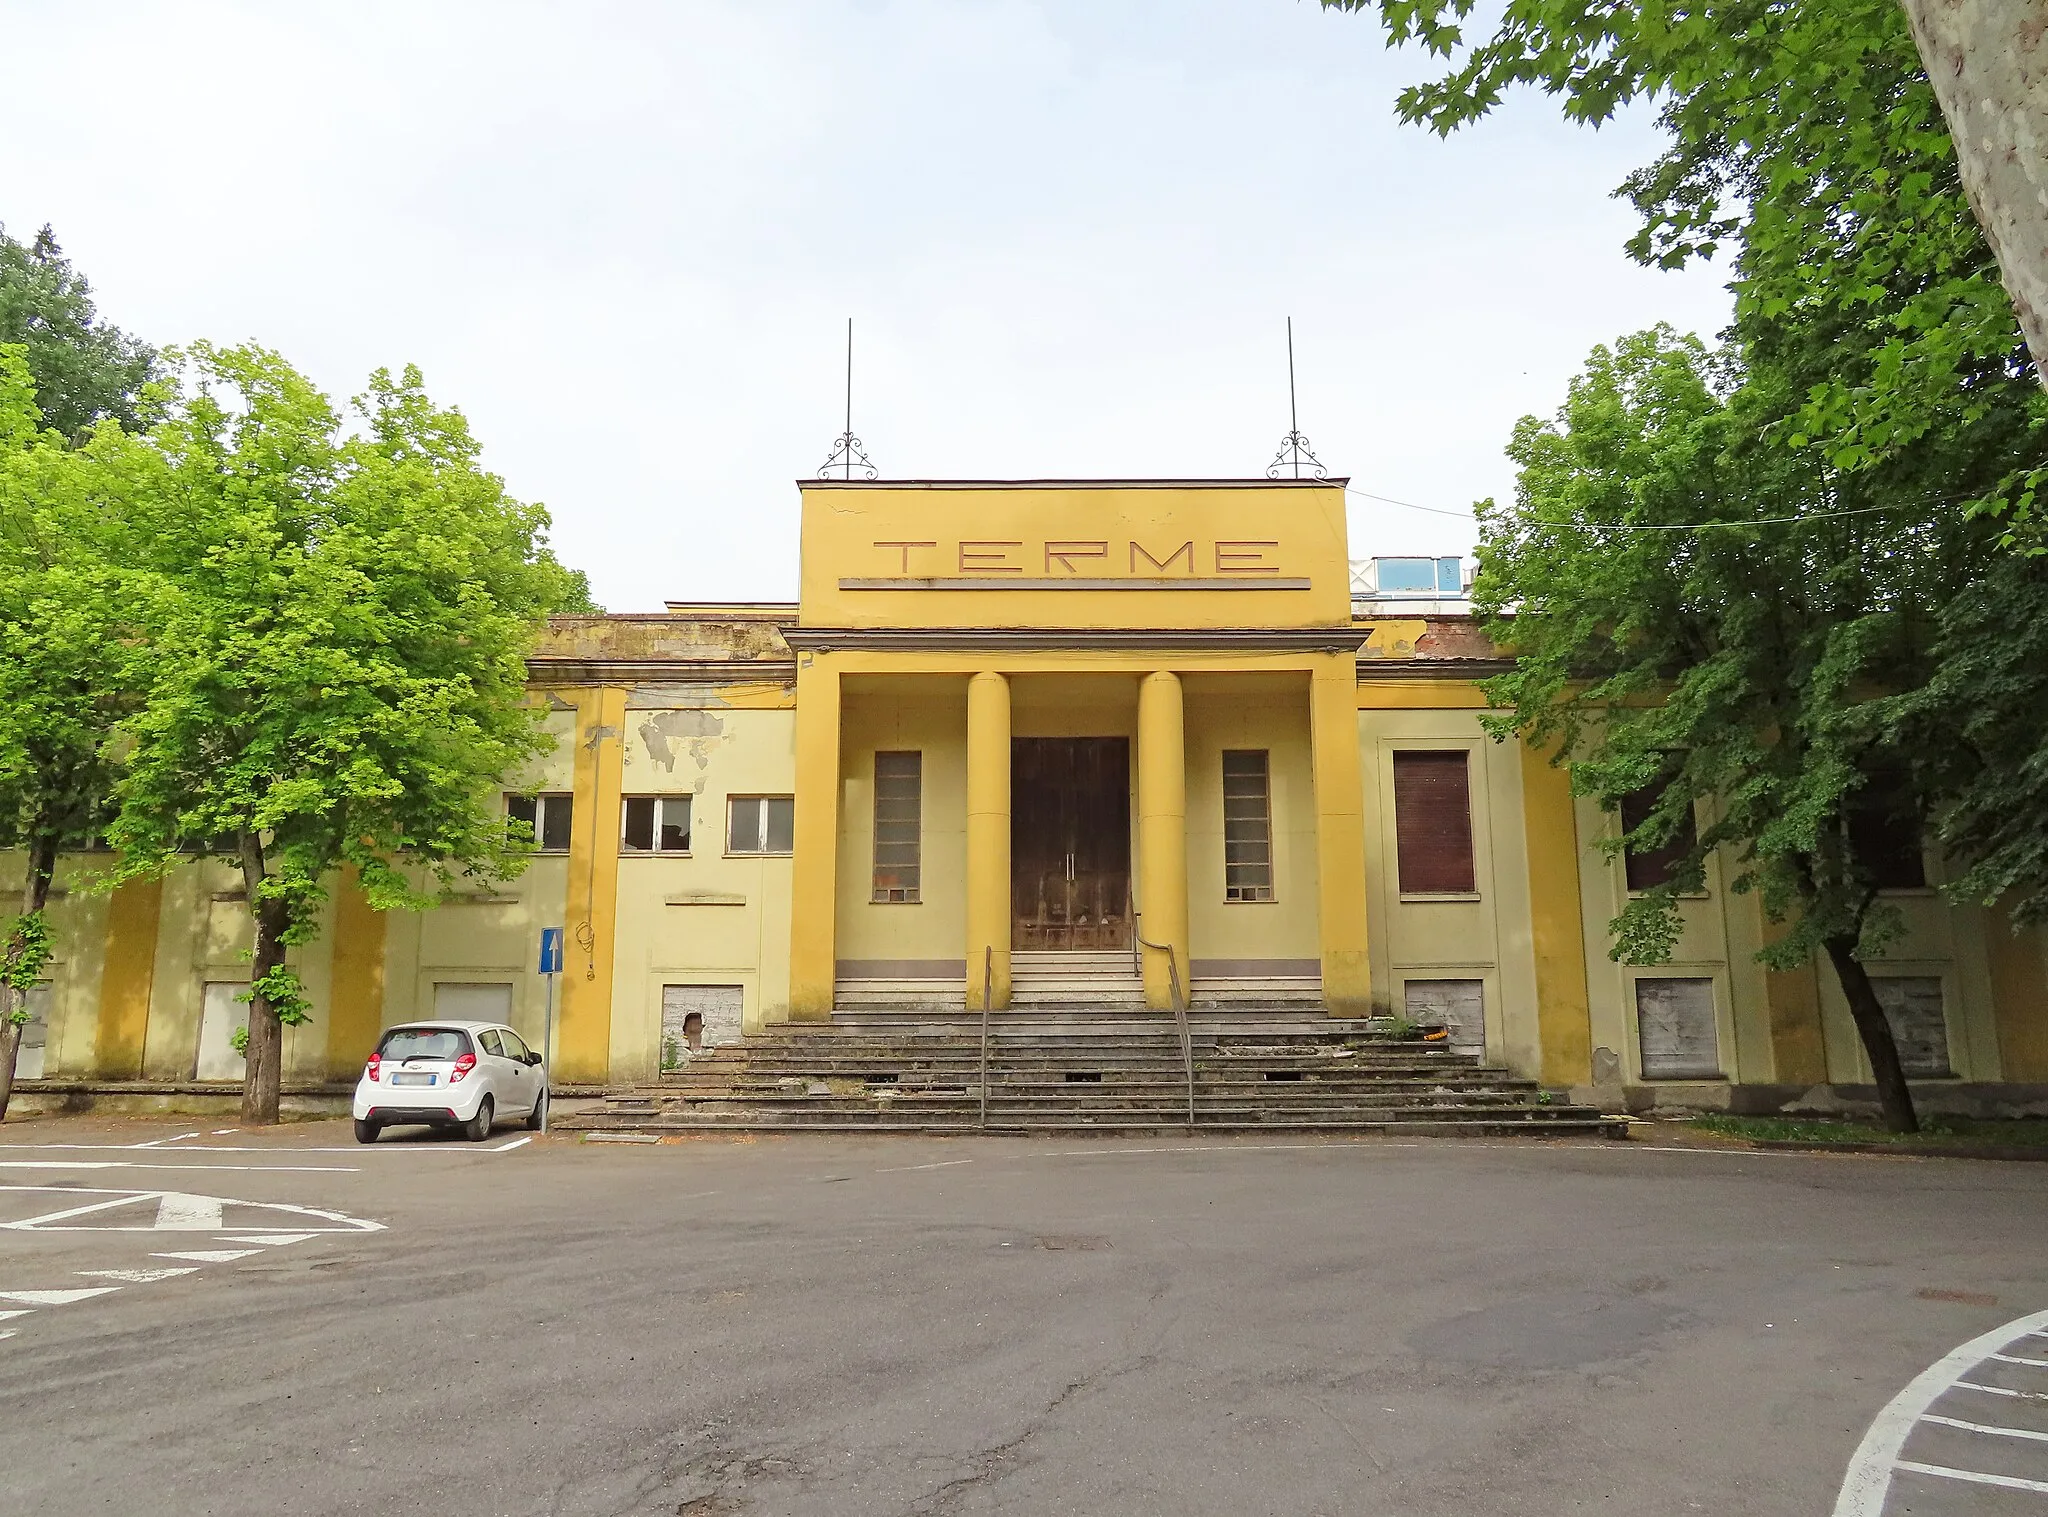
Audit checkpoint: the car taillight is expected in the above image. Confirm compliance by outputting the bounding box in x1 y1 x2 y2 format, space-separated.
450 1053 476 1083
365 1054 381 1082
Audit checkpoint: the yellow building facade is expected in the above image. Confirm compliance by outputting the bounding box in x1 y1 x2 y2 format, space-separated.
10 479 2048 1116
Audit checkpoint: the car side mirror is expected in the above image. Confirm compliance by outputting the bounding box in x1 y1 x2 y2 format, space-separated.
525 1051 543 1066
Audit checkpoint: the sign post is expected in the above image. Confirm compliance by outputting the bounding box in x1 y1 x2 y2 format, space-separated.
538 927 563 1133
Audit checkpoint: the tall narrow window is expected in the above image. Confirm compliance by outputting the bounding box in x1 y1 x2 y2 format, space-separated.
1847 775 1927 891
506 793 574 852
1621 782 1699 893
1222 750 1274 902
1392 751 1476 894
728 796 795 855
872 751 923 902
621 795 692 854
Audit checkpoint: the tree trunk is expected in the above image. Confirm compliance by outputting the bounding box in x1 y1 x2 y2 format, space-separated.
238 834 286 1126
0 831 61 1123
1822 935 1921 1133
1901 0 2048 388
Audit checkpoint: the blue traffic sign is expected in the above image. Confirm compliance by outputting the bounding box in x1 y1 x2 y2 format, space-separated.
538 926 564 975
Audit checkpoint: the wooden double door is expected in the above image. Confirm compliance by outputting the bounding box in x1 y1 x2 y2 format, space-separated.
1011 737 1132 950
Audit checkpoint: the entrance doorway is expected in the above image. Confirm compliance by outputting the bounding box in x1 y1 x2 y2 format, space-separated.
1011 737 1132 950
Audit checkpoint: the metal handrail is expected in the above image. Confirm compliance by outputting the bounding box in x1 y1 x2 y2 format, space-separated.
978 943 993 1131
1133 926 1195 1129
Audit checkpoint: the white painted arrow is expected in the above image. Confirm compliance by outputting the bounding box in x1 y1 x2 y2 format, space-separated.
0 1288 119 1306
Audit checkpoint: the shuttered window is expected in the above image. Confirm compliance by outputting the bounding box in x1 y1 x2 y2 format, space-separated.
1635 977 1721 1079
1222 750 1274 902
1621 783 1698 893
872 751 922 902
1872 977 1951 1077
1392 751 1477 894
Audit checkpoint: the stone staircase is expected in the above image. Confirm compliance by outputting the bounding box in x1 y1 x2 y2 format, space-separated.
565 1006 1625 1138
1009 950 1145 1007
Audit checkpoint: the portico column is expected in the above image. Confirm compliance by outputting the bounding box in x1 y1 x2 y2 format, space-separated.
1309 656 1372 1017
965 671 1011 1010
1137 670 1189 1009
786 655 842 1022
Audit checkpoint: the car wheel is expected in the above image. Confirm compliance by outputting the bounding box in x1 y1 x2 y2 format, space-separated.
463 1096 494 1143
526 1085 547 1131
353 1118 380 1145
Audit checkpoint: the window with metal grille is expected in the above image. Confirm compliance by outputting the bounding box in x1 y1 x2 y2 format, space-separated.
506 792 574 852
1392 750 1477 894
872 751 922 902
1621 781 1699 893
621 795 692 854
1222 750 1274 902
727 795 795 855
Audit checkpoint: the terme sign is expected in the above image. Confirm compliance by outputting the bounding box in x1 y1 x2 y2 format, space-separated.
842 539 1308 589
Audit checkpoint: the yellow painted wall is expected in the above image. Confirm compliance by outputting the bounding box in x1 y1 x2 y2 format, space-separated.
1183 682 1319 966
1987 909 2048 1082
799 481 1352 629
834 685 969 969
0 853 119 1078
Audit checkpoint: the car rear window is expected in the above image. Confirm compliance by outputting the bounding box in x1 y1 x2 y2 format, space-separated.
376 1027 473 1061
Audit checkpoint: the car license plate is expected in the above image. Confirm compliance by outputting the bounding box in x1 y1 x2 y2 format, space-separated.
392 1072 436 1086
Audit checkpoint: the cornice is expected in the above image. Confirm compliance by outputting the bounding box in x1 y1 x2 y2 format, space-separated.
780 626 1368 654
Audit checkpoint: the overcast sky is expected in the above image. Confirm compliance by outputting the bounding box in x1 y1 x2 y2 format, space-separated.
5 1 1730 610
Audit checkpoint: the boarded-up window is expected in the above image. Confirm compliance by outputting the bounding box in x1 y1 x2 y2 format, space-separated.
1621 784 1699 893
1635 977 1721 1079
507 792 574 852
872 752 922 902
1393 751 1477 894
661 984 743 1071
196 981 249 1081
728 796 795 855
1872 977 1951 1077
16 984 50 1080
1406 978 1484 1055
622 795 692 854
1222 750 1274 902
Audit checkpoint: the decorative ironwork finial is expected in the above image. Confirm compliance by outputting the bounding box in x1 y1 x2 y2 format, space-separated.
1266 316 1328 480
818 317 879 480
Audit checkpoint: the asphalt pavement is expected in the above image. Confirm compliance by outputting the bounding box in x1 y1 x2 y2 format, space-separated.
0 1113 2043 1516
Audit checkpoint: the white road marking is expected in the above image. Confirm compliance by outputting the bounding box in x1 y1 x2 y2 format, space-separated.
494 1136 532 1152
133 1132 204 1148
153 1194 223 1230
875 1159 976 1172
0 1186 384 1234
1832 1306 2048 1517
1989 1351 2048 1368
218 1232 316 1245
1955 1381 2048 1401
0 1309 33 1321
75 1268 197 1283
151 1249 260 1263
0 1160 357 1174
0 1137 532 1154
0 1288 119 1306
1895 1461 2048 1494
1923 1414 2048 1443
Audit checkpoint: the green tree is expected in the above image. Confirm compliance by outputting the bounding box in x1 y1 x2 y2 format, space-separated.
1321 0 2044 505
1478 327 2020 1132
0 225 159 440
0 345 155 1115
111 344 592 1123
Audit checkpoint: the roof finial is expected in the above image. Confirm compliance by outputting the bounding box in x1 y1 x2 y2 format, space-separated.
818 317 878 480
1266 316 1328 480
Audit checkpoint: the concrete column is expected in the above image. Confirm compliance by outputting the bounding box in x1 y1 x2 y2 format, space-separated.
560 684 628 1083
965 671 1011 1011
1137 670 1189 1009
786 656 842 1022
1310 658 1373 1018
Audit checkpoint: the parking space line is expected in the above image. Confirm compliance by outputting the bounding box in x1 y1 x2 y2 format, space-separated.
1833 1306 2048 1516
0 1138 533 1155
0 1161 358 1174
1990 1351 2048 1368
1917 1414 2048 1444
1895 1461 2048 1494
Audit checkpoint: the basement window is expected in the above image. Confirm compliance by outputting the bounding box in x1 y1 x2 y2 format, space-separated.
1873 977 1952 1077
506 793 574 853
872 751 922 903
1222 750 1274 902
622 794 692 854
728 796 795 856
1635 977 1721 1080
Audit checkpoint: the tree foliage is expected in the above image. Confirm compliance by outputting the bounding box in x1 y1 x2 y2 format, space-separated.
0 225 159 440
1322 0 2045 519
109 344 593 1121
0 344 156 1115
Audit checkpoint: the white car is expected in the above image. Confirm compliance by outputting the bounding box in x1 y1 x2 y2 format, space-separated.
353 1020 548 1143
